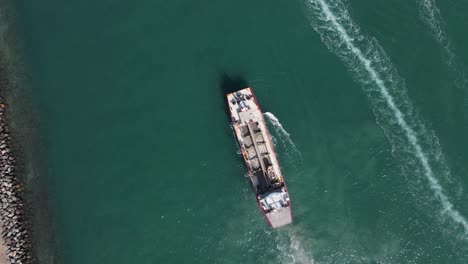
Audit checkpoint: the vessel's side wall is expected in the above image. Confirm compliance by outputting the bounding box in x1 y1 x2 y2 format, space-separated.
226 88 292 228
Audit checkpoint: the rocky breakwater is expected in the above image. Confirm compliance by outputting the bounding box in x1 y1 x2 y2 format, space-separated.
0 99 32 263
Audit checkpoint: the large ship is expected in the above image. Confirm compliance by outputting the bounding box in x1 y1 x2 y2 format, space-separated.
227 88 292 228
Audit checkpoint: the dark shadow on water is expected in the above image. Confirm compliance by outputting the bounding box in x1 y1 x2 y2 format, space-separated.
219 73 249 95
217 72 249 167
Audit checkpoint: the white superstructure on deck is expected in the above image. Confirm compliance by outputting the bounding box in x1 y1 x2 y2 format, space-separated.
227 88 292 228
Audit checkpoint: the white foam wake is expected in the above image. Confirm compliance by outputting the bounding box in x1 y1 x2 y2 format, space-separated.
305 0 468 234
418 0 467 89
419 0 447 46
264 112 304 163
277 228 315 264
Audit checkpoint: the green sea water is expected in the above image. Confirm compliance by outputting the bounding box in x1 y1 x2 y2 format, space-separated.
10 0 468 263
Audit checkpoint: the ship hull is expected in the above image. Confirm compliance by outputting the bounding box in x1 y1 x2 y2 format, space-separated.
226 87 292 228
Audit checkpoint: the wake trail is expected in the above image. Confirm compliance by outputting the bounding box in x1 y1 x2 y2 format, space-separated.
305 0 468 235
418 0 467 89
264 112 304 164
263 115 312 262
276 228 315 264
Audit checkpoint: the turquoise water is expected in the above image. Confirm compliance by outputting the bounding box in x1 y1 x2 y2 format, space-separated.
10 0 468 263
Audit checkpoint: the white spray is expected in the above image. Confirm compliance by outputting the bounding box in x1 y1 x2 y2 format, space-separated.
276 228 315 264
305 0 468 235
264 112 304 163
418 0 467 89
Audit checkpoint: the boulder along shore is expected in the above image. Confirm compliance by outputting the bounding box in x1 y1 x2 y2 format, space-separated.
0 66 33 263
0 0 59 262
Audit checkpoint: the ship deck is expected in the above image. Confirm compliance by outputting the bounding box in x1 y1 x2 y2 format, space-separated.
227 89 283 194
227 88 292 228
